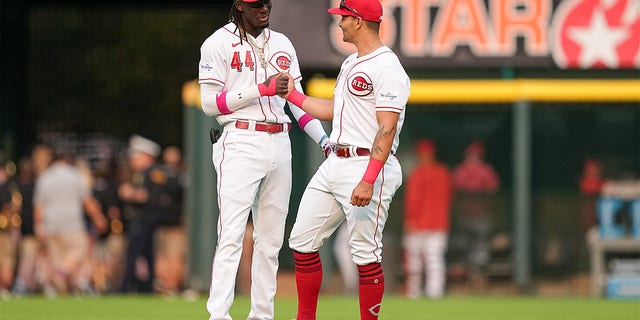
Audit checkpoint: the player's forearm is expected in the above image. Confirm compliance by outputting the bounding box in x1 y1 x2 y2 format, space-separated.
300 117 327 144
306 97 334 121
287 89 333 121
362 113 398 185
288 101 327 144
201 75 283 117
200 83 261 117
370 123 396 162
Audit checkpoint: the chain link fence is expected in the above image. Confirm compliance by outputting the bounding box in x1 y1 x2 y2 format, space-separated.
8 3 640 295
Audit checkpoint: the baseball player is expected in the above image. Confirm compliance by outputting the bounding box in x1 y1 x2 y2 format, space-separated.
403 139 452 299
198 1 328 319
285 0 410 319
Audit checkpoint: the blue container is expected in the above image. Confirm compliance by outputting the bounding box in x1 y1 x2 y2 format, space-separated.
631 199 640 238
597 197 626 239
606 276 640 299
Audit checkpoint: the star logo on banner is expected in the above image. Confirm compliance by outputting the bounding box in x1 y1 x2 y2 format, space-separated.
551 0 640 69
568 10 629 68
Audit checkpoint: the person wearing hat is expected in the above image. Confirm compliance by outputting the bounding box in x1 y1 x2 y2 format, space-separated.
118 135 166 293
283 0 410 318
197 0 330 319
403 139 452 299
154 146 186 295
451 140 500 287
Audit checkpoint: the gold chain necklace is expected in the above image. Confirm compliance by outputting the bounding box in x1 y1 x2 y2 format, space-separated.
246 30 268 69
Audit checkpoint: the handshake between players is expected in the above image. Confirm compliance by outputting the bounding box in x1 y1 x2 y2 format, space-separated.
259 72 295 98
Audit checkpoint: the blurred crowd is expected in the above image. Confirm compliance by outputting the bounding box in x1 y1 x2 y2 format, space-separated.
0 135 186 299
2 135 634 301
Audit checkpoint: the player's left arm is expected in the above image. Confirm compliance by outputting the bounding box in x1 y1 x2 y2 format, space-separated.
350 65 410 207
350 111 399 207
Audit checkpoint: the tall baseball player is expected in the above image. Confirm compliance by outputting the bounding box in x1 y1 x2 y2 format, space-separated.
198 0 328 319
285 0 410 319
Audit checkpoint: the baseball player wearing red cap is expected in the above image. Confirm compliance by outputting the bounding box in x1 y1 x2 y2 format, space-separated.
451 141 500 285
198 0 328 319
284 0 410 319
403 139 452 299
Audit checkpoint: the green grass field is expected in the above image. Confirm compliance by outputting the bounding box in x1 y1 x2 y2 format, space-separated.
1 294 638 320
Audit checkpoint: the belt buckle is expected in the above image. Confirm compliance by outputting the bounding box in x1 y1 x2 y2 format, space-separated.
334 144 350 157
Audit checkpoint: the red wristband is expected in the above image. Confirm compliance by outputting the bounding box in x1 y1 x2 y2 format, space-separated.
362 158 384 185
288 89 308 107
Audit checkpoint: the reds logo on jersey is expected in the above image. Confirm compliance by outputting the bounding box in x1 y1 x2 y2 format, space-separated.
551 0 640 69
348 72 374 97
269 51 291 71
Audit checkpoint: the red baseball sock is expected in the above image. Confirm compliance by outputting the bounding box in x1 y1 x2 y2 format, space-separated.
358 262 384 320
293 251 323 320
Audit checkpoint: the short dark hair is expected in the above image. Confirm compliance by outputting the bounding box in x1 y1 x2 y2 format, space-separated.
364 20 380 33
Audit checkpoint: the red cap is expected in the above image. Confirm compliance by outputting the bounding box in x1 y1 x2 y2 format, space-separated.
583 158 601 170
466 141 484 156
415 139 436 156
327 0 383 23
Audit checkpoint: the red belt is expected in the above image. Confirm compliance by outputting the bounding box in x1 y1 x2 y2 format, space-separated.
235 120 290 133
333 146 371 158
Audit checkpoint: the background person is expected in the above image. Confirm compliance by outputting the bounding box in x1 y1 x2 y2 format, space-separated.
0 153 18 298
33 146 108 295
332 221 358 295
402 139 452 299
91 160 125 294
154 145 186 295
118 135 163 293
451 140 500 286
579 157 605 234
9 158 39 296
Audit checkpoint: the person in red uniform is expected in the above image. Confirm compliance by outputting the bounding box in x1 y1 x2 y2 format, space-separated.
452 142 499 192
579 158 604 234
451 141 499 284
580 158 604 195
403 139 452 299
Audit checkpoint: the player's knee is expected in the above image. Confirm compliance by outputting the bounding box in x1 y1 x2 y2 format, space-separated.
288 235 306 253
352 250 381 266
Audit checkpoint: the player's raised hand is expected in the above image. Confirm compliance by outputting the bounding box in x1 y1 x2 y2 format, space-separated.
258 73 282 96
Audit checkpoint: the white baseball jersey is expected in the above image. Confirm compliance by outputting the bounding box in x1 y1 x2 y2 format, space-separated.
199 22 304 320
331 46 410 153
199 22 302 125
289 46 410 266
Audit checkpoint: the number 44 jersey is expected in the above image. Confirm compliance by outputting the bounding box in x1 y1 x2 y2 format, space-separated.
198 22 302 126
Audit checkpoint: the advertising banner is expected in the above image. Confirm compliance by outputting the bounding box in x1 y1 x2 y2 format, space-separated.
270 0 640 69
